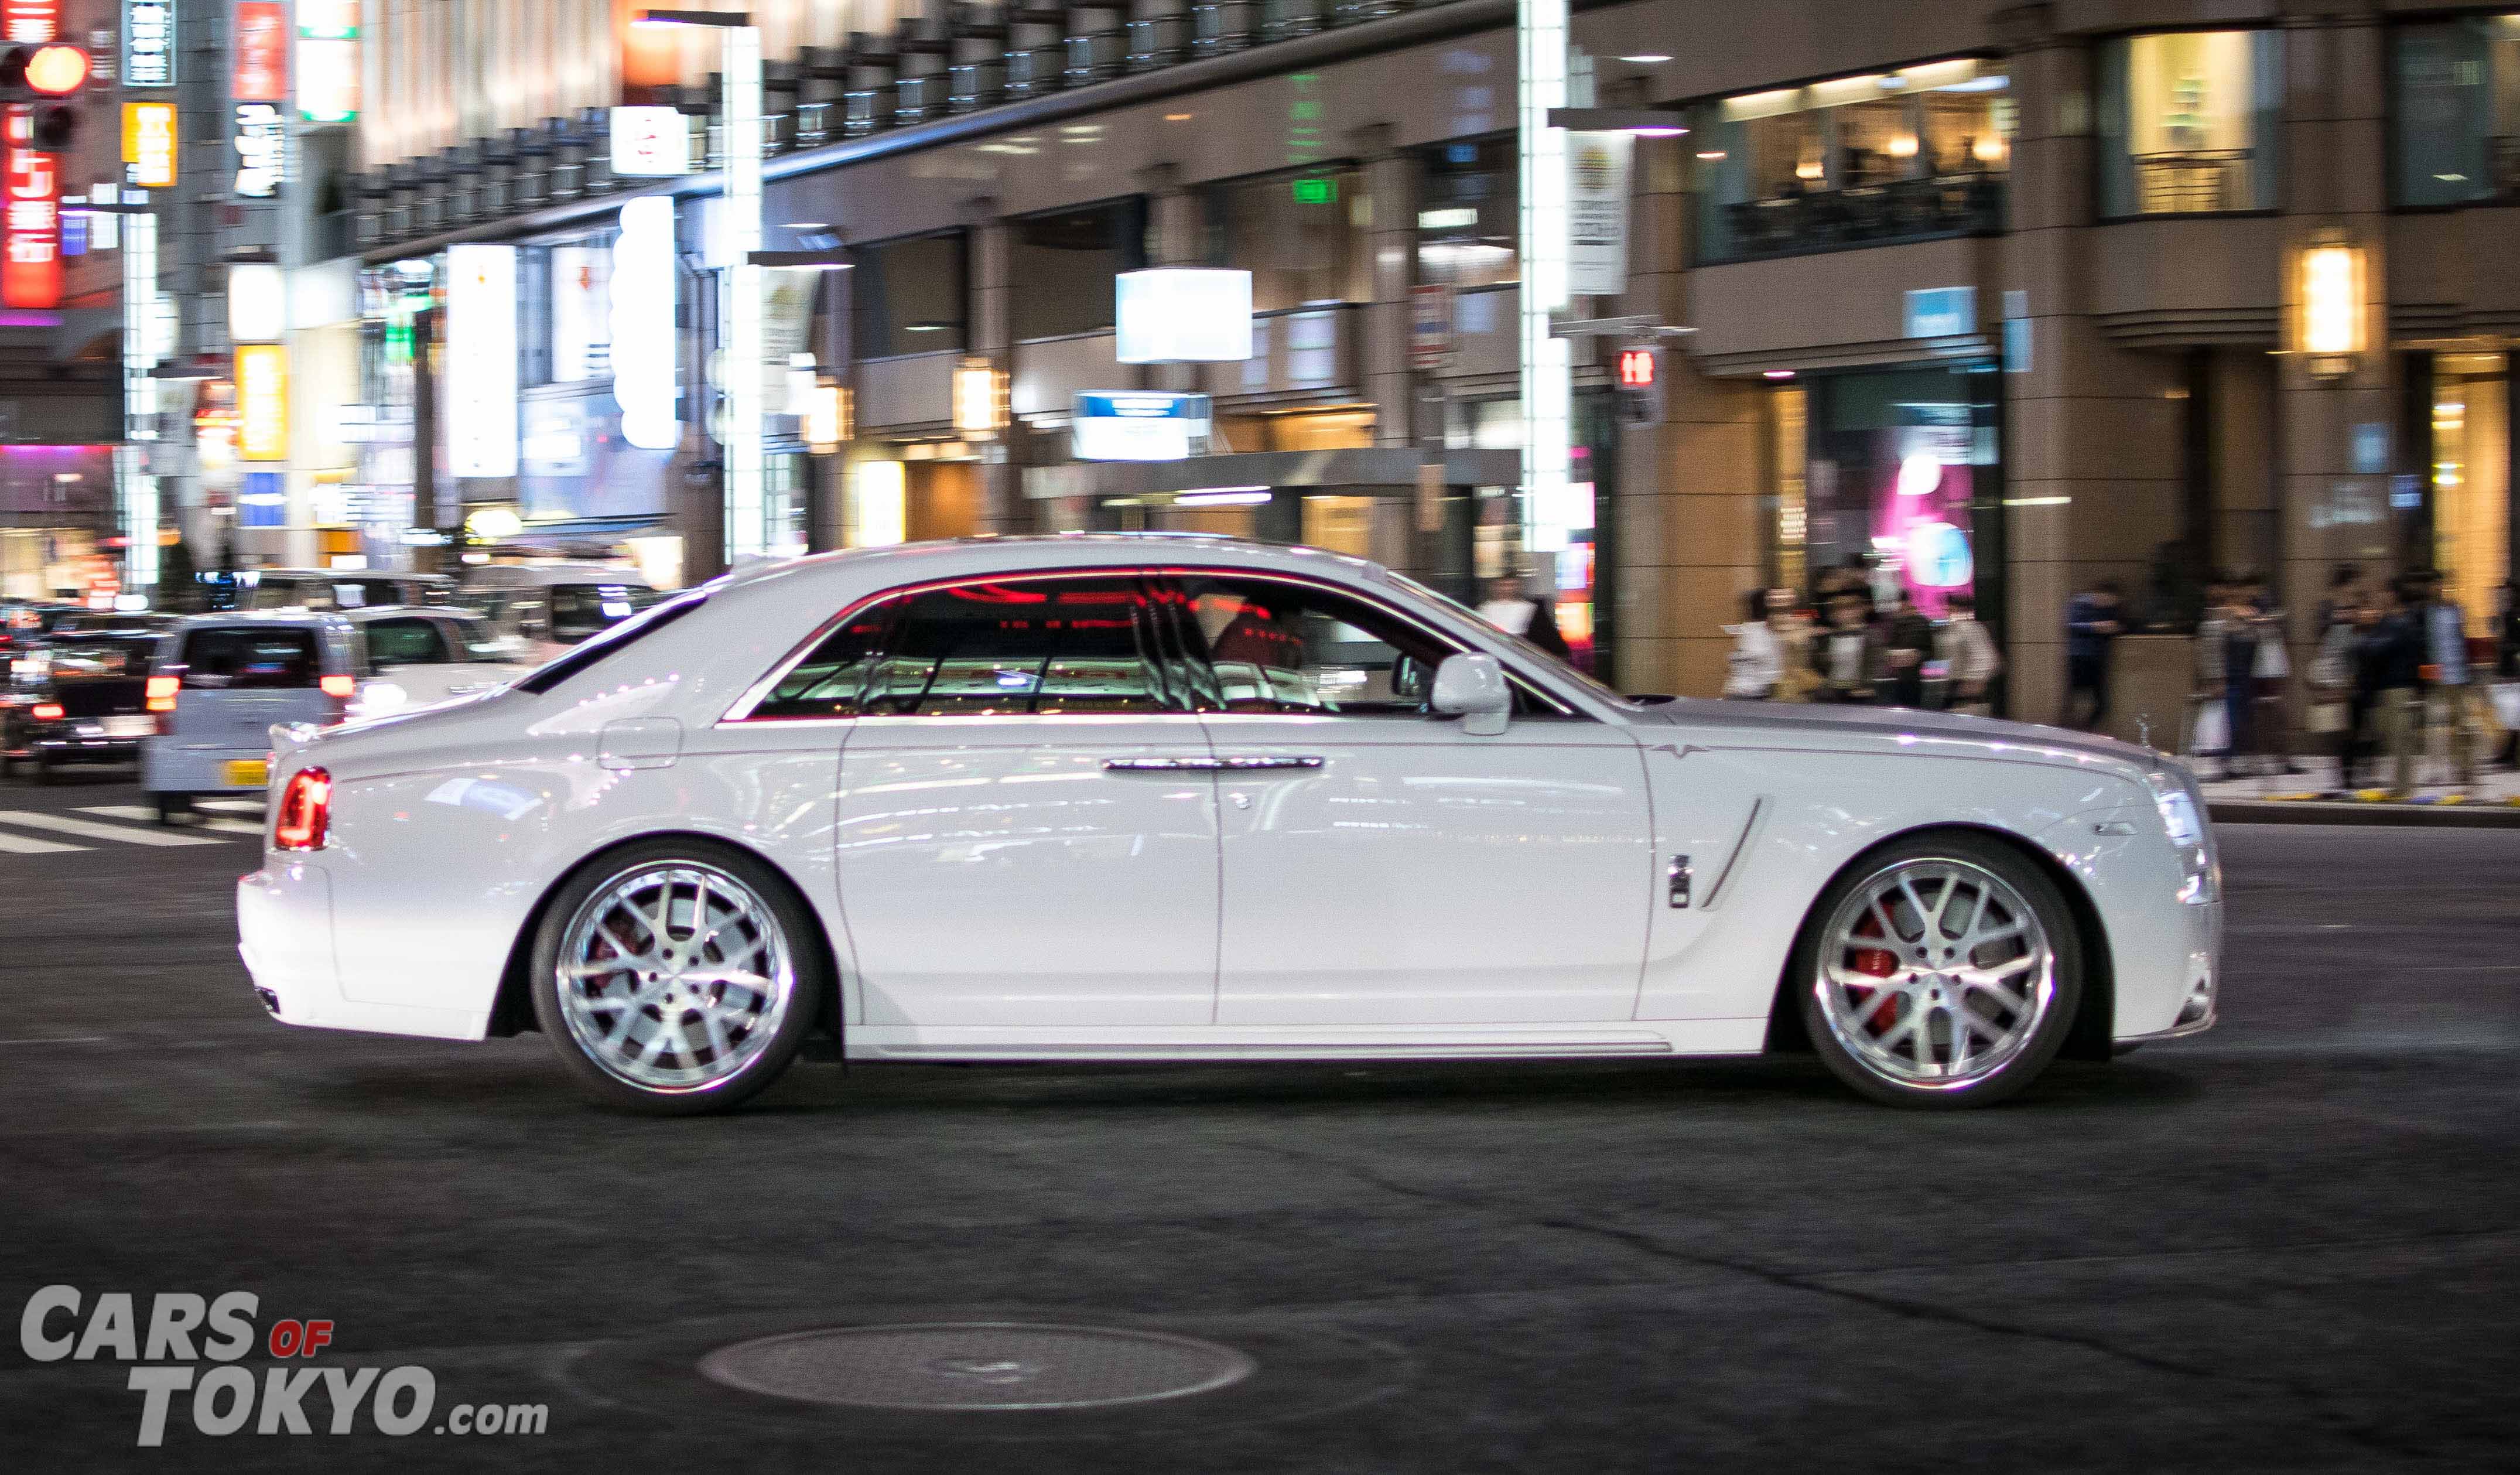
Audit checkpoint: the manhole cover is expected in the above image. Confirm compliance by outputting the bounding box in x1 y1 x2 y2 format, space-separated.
696 1323 1257 1412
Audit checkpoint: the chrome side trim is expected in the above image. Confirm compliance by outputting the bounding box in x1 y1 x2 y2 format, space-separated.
1697 795 1767 912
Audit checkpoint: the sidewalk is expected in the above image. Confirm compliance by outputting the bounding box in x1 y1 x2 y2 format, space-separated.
2195 759 2520 828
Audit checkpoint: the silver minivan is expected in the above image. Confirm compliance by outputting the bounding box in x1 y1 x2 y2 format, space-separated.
142 613 363 822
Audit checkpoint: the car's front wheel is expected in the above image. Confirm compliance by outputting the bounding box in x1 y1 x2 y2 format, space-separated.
529 840 825 1115
1791 832 2082 1108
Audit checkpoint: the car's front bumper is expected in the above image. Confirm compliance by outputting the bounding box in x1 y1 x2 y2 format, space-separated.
2117 899 2221 1043
238 862 487 1041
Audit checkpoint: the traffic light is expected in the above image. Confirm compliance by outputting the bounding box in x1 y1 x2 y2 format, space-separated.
1614 344 1666 428
1 43 87 151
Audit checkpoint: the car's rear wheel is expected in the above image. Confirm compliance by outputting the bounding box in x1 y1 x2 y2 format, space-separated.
154 793 192 825
1791 832 2081 1108
529 840 823 1115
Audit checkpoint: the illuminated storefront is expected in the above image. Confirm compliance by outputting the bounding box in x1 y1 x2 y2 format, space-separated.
1771 364 2006 632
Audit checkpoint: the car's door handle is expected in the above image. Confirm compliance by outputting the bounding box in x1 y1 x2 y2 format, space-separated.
1103 757 1223 771
1215 755 1325 771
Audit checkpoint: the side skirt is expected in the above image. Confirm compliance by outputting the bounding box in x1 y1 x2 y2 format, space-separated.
843 1019 1771 1063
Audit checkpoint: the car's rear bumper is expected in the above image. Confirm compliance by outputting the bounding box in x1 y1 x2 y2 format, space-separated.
238 863 487 1040
145 740 272 794
29 732 142 761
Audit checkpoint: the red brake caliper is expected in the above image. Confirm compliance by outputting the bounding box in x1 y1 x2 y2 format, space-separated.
1850 914 1902 1032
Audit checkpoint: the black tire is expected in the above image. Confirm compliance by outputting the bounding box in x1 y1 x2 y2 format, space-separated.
154 792 193 825
528 838 826 1116
1787 830 2084 1109
30 754 55 785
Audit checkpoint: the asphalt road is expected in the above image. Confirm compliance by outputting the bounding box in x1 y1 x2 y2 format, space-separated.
3 769 2515 1472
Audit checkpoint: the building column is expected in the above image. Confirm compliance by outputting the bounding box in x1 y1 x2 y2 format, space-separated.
1355 125 1417 452
2000 21 2187 734
1620 135 1766 698
968 200 1024 534
2277 12 2397 648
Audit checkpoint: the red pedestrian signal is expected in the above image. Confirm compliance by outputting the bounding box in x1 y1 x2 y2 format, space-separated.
1616 347 1658 388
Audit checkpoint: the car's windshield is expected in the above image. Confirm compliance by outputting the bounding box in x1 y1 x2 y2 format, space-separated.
37 637 155 681
1386 572 1634 708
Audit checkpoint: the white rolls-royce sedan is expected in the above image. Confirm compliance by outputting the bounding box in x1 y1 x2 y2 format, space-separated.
237 537 2220 1114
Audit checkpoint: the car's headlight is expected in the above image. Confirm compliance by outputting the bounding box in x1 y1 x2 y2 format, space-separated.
2146 769 2219 905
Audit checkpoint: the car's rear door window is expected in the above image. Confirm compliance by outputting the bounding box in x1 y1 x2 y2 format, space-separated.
365 616 452 667
862 575 1175 716
177 627 322 688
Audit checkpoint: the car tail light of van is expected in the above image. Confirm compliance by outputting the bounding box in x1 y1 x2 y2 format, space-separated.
145 675 178 711
272 767 331 852
30 701 62 722
319 674 356 699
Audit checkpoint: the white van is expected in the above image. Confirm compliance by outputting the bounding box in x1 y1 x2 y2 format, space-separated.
342 606 534 713
458 564 658 665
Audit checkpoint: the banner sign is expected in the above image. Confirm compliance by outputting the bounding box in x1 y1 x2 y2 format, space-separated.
1565 132 1632 298
231 1 287 102
123 0 175 86
2 108 60 309
444 244 520 478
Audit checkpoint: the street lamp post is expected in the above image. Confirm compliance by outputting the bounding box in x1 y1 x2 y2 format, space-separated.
635 11 765 565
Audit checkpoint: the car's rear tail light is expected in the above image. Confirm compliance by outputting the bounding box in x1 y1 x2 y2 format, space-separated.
319 674 356 699
30 701 61 721
145 675 178 711
272 767 331 852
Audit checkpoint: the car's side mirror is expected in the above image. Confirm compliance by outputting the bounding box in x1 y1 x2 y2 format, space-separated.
1431 653 1511 736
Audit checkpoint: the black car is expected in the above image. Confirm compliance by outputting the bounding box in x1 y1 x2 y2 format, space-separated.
2 617 173 781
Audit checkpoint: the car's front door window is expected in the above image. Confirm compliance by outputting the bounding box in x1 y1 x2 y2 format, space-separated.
1164 575 1453 716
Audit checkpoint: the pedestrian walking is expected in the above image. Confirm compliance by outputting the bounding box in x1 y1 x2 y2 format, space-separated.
1811 590 1886 704
2346 579 2425 799
1882 588 1934 708
1937 591 2000 715
2064 579 2124 729
2239 572 2295 779
2306 597 2358 794
2495 580 2519 768
2192 576 2235 776
1478 573 1569 658
1722 588 1782 699
2413 569 2476 793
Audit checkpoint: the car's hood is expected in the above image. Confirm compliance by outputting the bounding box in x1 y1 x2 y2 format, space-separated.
1623 696 2175 780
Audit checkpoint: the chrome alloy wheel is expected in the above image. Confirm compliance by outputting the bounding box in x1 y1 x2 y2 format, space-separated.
553 862 796 1094
1812 856 2057 1091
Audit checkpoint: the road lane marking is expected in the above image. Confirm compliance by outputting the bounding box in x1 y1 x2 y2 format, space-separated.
199 798 265 814
0 810 223 846
0 830 84 854
0 1035 108 1045
78 805 265 838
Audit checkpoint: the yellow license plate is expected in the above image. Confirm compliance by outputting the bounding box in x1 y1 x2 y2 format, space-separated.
224 759 270 788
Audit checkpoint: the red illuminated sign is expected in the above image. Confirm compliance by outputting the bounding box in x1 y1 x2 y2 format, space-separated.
232 1 288 102
2 0 56 44
1616 347 1658 388
2 106 60 309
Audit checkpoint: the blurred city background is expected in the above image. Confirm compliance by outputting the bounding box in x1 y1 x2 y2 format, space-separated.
1 0 2516 754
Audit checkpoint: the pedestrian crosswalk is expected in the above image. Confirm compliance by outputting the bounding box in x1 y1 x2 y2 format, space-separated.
0 798 266 856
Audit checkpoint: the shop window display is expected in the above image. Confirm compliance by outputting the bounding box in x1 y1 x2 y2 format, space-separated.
1691 60 2011 265
2098 31 2283 217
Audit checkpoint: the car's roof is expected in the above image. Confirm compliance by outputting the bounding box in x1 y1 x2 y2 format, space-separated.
724 534 1389 594
245 567 450 582
173 609 354 630
338 604 467 623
